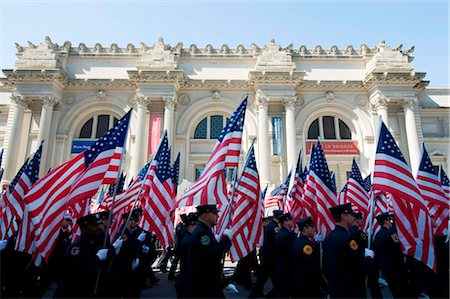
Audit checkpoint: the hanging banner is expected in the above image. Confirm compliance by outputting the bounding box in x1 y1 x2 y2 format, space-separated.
306 141 359 155
149 116 161 155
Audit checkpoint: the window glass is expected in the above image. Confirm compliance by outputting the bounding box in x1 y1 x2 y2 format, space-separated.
195 167 205 180
272 117 283 155
210 115 224 140
308 119 319 139
339 120 351 140
323 116 336 139
96 115 110 138
79 118 93 138
194 118 207 139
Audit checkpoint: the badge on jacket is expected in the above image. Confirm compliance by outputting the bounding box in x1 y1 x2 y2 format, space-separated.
303 245 313 255
274 227 280 233
71 246 80 256
200 235 210 245
391 233 400 243
349 240 358 250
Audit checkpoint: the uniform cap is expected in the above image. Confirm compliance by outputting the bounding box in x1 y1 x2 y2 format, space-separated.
276 213 292 223
76 213 102 227
329 203 355 218
296 216 314 230
185 213 198 226
375 212 393 225
354 212 363 220
95 210 110 220
196 204 219 215
272 210 283 218
121 208 143 220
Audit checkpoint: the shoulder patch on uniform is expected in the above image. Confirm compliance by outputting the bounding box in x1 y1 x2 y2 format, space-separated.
391 233 400 243
360 232 367 240
349 240 358 251
200 235 210 245
302 244 313 255
274 227 280 233
70 246 80 256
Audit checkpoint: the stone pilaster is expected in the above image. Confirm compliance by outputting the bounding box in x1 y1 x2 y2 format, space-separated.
163 96 177 148
37 96 59 176
130 96 151 176
283 96 297 172
256 91 270 185
403 97 420 174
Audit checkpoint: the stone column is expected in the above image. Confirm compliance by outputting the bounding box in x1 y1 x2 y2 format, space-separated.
130 96 150 177
403 97 420 174
283 96 297 172
256 92 270 185
163 96 177 147
37 96 59 176
371 96 389 126
3 94 28 182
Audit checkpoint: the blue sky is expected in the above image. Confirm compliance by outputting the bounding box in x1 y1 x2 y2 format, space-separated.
1 1 448 86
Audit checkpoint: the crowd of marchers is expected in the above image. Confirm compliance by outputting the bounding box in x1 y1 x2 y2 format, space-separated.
1 201 448 299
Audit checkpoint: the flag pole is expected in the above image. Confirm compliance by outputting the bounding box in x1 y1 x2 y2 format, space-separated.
366 191 376 249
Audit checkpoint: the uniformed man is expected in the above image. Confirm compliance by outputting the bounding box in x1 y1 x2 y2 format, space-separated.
322 203 374 298
431 215 449 299
274 212 295 298
169 213 188 281
292 217 327 298
175 212 197 298
373 212 410 298
248 210 283 298
186 204 232 298
55 213 109 298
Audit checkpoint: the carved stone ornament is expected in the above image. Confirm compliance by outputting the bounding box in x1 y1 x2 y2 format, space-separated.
255 39 295 70
370 96 388 110
403 96 418 109
10 92 29 108
41 96 60 107
212 90 221 101
255 90 269 107
282 97 297 109
137 38 177 70
15 36 64 70
326 91 335 102
129 95 151 107
97 89 106 100
354 95 368 106
61 94 76 105
295 96 305 106
438 117 450 137
163 96 177 109
367 40 412 71
178 94 190 106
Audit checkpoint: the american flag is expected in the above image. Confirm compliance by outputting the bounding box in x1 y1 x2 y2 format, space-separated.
303 141 338 236
265 170 291 212
229 144 263 261
372 120 436 270
108 172 126 196
0 146 41 239
17 110 131 264
215 168 237 237
337 182 348 205
416 144 449 236
440 168 450 198
261 185 268 201
288 150 305 223
140 133 175 251
346 159 370 216
176 98 247 211
0 147 4 182
172 152 180 194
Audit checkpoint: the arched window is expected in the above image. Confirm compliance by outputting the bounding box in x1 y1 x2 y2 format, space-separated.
78 114 119 139
193 115 228 139
307 116 352 140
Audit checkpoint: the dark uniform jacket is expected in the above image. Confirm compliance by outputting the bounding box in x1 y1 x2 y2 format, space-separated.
56 235 103 298
274 226 295 298
292 234 326 298
175 230 191 298
261 219 279 268
323 225 366 298
186 221 231 298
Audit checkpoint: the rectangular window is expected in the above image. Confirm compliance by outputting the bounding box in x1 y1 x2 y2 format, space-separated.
272 116 283 156
323 116 336 139
210 115 224 140
195 166 205 180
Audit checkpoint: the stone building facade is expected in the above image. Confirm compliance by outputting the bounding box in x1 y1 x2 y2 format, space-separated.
0 37 449 192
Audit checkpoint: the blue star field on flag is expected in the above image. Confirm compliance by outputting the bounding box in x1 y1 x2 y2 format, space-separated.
9 143 42 192
376 121 407 163
349 158 365 186
310 141 335 193
419 144 437 176
217 97 246 142
155 134 171 182
172 152 180 186
362 175 372 193
440 168 449 188
84 109 131 168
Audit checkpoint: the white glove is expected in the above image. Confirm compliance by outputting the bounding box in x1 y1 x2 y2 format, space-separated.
223 228 233 239
314 233 323 242
0 240 8 251
137 231 146 242
225 283 239 294
113 237 123 254
96 248 108 261
132 257 140 270
142 245 150 254
364 248 375 258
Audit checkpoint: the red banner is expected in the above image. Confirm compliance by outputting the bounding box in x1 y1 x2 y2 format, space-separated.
306 141 359 155
149 116 161 155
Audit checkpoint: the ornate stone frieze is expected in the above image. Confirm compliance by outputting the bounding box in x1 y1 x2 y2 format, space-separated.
255 90 269 108
178 94 190 105
298 80 364 91
97 89 106 100
255 39 295 71
366 40 414 72
66 79 134 89
248 71 305 87
354 95 368 106
1 69 68 89
129 95 151 107
41 96 60 107
15 36 66 70
370 96 389 111
282 97 297 109
212 90 221 100
326 91 335 101
163 96 177 109
61 94 76 105
137 38 177 70
403 96 418 109
10 91 29 108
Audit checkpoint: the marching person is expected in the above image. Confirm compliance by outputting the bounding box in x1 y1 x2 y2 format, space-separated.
274 213 295 298
322 203 374 298
292 217 328 298
175 212 197 298
248 210 283 298
55 213 109 298
186 204 232 298
373 212 411 298
168 213 188 281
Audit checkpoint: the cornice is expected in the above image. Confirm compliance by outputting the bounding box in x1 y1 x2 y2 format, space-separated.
363 71 427 89
1 69 68 88
248 71 305 87
298 80 365 91
66 79 135 89
181 79 249 91
127 70 185 88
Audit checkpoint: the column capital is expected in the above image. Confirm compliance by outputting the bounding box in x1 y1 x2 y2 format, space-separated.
41 96 60 107
402 96 418 109
129 95 151 107
282 96 297 109
370 96 389 112
10 92 29 109
255 90 269 108
162 96 177 110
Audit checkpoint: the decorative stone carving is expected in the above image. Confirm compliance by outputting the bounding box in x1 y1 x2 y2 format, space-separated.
94 43 104 53
62 41 72 52
205 44 214 55
360 44 370 55
189 44 199 54
326 91 335 101
370 96 389 111
255 39 295 71
220 44 230 54
330 45 339 55
129 95 151 107
78 43 88 53
299 45 308 55
314 45 324 55
126 43 136 53
236 44 246 54
403 96 418 109
15 43 24 53
10 91 29 108
251 43 260 54
140 42 149 52
61 94 76 105
97 89 106 100
366 40 413 71
438 117 450 137
163 96 177 109
137 38 177 70
173 42 183 53
345 45 355 55
15 37 65 70
212 90 221 101
41 96 60 107
255 90 269 107
295 96 305 106
282 97 297 109
110 43 119 53
178 94 190 105
354 95 368 106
